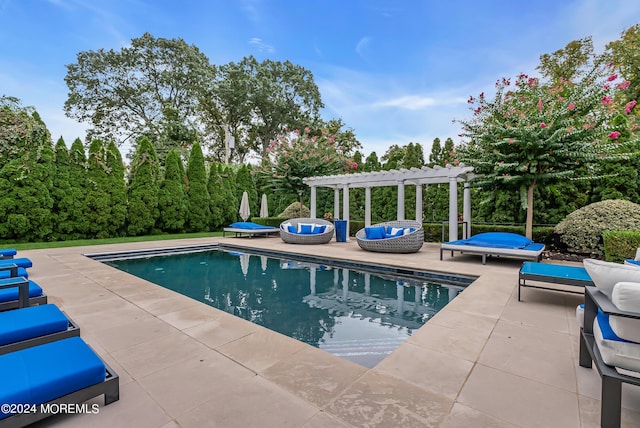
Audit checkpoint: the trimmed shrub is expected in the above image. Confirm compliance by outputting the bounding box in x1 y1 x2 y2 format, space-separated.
185 142 210 232
279 202 310 219
127 137 160 236
157 150 187 233
603 230 640 263
554 200 640 256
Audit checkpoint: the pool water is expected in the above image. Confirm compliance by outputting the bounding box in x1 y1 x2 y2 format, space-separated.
105 249 463 368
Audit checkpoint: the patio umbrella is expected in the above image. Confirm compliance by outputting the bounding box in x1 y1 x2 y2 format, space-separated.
239 191 250 221
259 193 269 218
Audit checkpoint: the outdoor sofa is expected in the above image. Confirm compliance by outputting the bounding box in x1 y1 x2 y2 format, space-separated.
279 218 334 244
355 220 424 253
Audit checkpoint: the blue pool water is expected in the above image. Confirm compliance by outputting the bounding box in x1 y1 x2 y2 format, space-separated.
104 248 465 367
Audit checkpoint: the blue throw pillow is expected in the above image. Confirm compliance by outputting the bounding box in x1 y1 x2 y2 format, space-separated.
300 224 314 234
313 225 326 234
288 225 297 234
365 226 386 240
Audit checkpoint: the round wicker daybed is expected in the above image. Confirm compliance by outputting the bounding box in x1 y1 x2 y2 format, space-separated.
355 220 424 253
279 218 335 244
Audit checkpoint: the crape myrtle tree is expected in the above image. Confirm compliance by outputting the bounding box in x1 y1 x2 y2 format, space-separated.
64 32 213 151
157 149 188 233
185 142 210 231
127 136 160 235
260 128 356 218
457 50 638 238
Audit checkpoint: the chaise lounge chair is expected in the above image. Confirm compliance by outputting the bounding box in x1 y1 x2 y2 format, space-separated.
440 232 545 264
0 336 119 427
0 249 17 259
0 258 32 269
223 221 280 238
279 218 334 244
0 277 47 310
0 304 80 355
355 220 424 253
0 263 28 280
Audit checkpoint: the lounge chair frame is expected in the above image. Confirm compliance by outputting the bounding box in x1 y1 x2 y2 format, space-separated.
579 285 640 428
279 218 335 245
0 310 80 355
518 261 594 301
0 277 47 311
0 355 119 428
222 227 280 238
355 221 424 253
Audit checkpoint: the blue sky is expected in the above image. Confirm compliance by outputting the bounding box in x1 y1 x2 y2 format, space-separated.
2 0 640 158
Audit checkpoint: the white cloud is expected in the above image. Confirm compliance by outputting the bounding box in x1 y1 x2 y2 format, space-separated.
249 37 275 53
355 36 372 61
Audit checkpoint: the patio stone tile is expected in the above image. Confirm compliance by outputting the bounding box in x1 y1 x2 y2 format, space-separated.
376 341 474 399
262 347 367 408
158 303 226 330
217 328 307 373
111 330 211 378
458 364 580 428
136 294 202 316
137 348 256 419
406 319 490 363
440 403 518 428
478 319 576 391
68 301 154 334
301 411 352 428
40 380 171 428
92 315 179 353
325 370 453 428
174 375 317 428
183 313 261 348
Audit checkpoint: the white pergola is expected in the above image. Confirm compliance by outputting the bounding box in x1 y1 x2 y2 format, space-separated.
303 164 476 242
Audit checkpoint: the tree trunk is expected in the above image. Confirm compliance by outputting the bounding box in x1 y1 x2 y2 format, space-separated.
525 181 536 239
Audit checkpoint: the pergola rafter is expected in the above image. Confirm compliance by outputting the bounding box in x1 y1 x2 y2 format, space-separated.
303 164 476 241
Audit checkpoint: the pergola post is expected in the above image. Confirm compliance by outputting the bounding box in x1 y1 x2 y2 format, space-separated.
415 183 423 223
333 188 340 220
397 180 405 220
463 182 471 238
342 184 350 222
365 187 372 227
449 177 458 242
310 186 317 219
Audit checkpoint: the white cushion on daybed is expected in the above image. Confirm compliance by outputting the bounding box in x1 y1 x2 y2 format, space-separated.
609 282 640 343
583 259 640 297
594 313 640 373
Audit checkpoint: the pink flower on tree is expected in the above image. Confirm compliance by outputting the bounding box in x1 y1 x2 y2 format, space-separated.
625 100 638 114
617 81 631 90
537 99 544 110
540 123 546 128
607 74 618 81
601 96 612 106
608 131 621 140
567 102 575 111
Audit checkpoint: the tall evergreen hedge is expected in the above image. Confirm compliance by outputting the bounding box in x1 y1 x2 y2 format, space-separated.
127 137 160 236
105 141 127 236
86 140 112 238
157 149 187 233
186 142 210 232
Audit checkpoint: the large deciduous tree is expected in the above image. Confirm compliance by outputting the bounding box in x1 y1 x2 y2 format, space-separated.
458 53 638 238
64 32 213 149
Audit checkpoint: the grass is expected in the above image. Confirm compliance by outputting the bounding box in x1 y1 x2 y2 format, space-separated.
6 231 225 251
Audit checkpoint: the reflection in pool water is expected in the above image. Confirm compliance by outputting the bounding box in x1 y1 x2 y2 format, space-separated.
106 249 463 367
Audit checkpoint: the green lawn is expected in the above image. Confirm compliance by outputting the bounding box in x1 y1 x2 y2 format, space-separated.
6 231 225 251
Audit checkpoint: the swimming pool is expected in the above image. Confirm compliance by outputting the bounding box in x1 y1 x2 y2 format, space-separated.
98 246 471 367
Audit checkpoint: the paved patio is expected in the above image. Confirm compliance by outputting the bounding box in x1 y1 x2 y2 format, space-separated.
20 236 640 427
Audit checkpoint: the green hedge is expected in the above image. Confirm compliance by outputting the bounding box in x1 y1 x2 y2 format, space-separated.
603 230 640 263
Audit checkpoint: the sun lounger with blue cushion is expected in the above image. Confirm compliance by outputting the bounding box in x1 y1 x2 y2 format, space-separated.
0 248 17 259
0 262 28 280
223 221 280 238
0 304 80 355
440 232 545 264
0 336 119 426
0 258 32 269
0 277 47 310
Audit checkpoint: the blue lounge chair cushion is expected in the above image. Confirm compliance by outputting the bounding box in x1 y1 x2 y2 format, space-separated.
0 267 28 279
0 279 43 302
625 259 640 267
597 309 635 343
229 222 274 230
365 226 386 240
0 249 17 258
0 258 32 269
448 232 534 249
0 304 69 346
0 337 106 419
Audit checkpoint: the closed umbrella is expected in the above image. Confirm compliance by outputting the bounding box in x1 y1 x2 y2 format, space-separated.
239 191 250 221
239 254 250 277
260 193 269 218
